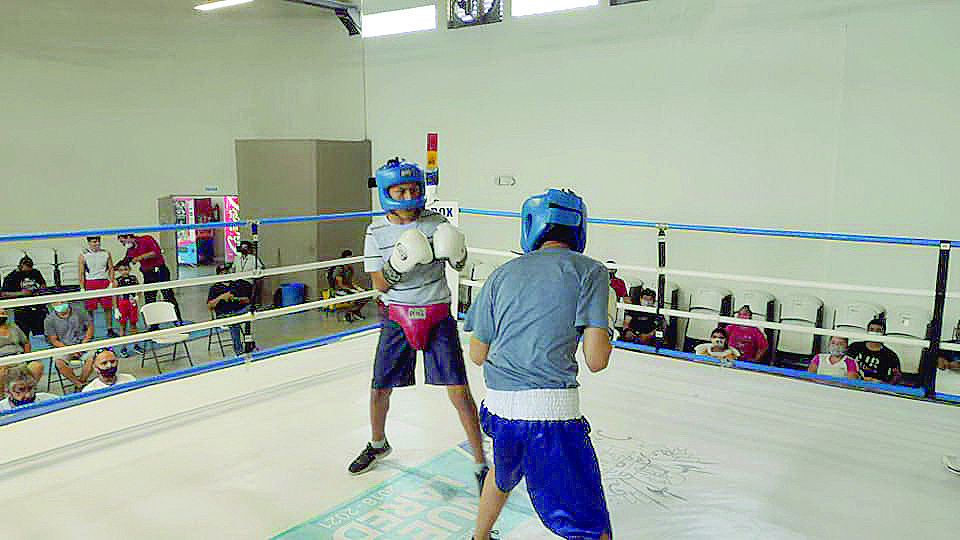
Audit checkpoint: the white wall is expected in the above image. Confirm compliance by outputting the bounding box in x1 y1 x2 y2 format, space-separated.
363 0 960 334
0 0 365 238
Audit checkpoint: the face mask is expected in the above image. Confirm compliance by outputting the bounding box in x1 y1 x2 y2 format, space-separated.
53 304 69 314
9 394 36 407
829 344 845 356
99 366 118 378
711 338 725 348
737 313 751 319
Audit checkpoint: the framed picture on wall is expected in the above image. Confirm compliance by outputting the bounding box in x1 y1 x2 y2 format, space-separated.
448 0 503 29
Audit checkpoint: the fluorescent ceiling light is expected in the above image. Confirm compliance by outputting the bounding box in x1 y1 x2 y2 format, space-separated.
194 0 255 12
512 0 599 17
361 5 436 38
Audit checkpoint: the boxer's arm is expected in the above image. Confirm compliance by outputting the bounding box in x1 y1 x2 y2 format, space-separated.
470 337 489 366
582 327 611 373
370 271 390 293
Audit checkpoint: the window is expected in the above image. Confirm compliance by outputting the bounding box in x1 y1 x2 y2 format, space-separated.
511 0 599 17
448 0 503 29
361 5 437 38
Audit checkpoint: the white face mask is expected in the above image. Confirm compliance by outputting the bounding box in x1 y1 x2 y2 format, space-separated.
711 338 725 349
828 344 845 356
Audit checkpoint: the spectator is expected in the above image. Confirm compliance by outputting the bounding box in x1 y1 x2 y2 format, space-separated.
82 348 136 392
0 306 44 383
620 288 664 345
113 258 140 357
725 305 769 363
606 261 627 299
232 240 264 307
207 264 254 355
328 249 366 322
79 236 117 338
937 354 960 373
694 327 741 363
0 364 58 411
807 336 860 379
44 300 96 391
1 256 48 340
117 233 181 326
846 318 902 384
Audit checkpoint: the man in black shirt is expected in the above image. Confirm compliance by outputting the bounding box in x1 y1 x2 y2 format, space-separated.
621 288 664 345
0 256 49 338
846 318 902 384
207 265 254 355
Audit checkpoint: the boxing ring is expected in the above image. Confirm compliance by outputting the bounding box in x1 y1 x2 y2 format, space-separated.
3 207 960 539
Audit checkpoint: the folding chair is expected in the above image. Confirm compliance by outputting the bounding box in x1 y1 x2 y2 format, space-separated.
207 309 229 356
140 302 193 373
683 287 732 352
776 294 823 369
884 306 932 376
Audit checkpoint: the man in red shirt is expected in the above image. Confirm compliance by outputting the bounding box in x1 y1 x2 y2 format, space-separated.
606 260 627 299
118 234 181 326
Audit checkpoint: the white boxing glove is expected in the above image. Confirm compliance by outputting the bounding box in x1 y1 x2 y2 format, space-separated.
433 223 467 271
383 229 434 285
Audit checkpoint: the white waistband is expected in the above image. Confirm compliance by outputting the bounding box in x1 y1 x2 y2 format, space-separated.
483 388 581 421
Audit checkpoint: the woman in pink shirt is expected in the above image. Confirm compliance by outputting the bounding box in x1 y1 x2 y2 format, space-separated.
807 336 861 379
724 305 769 363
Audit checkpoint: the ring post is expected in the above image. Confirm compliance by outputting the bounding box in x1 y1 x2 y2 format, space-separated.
656 224 668 352
922 241 951 397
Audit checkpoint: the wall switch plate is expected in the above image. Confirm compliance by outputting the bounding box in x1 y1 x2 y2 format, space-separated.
496 175 516 186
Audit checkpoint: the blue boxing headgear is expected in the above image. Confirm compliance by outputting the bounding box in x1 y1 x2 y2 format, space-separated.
376 158 426 212
520 189 587 253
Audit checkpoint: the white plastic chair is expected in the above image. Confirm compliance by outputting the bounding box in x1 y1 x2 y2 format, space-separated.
834 302 885 333
55 246 86 287
778 295 824 356
685 287 732 346
884 306 932 374
140 302 193 373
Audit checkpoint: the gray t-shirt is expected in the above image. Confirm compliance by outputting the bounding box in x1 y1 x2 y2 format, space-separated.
363 210 451 306
465 248 609 391
43 306 91 345
0 324 29 356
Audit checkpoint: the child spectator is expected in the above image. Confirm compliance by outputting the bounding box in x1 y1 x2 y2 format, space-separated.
0 256 48 340
0 364 58 411
0 307 44 383
328 249 366 322
118 233 181 326
114 258 140 357
725 305 769 363
79 236 116 337
846 318 902 384
82 348 136 392
44 300 96 391
621 288 664 345
694 327 741 363
807 336 861 379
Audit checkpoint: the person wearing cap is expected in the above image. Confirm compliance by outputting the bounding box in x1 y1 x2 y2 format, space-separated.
0 256 49 340
606 260 627 300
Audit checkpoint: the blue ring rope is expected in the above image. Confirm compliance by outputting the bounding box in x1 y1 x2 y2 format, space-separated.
613 341 927 398
461 208 944 247
0 325 379 426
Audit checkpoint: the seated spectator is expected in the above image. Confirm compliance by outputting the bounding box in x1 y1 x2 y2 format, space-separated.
327 249 367 322
1 256 49 340
694 327 741 363
0 364 58 411
208 265 254 355
620 288 664 345
937 353 960 373
846 318 902 384
725 305 769 364
807 336 861 379
113 258 141 358
44 300 96 391
0 307 44 383
606 261 627 300
82 348 136 392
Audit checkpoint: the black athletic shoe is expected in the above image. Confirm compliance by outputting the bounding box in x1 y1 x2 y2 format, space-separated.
476 465 489 497
348 441 392 475
119 347 129 358
107 329 119 338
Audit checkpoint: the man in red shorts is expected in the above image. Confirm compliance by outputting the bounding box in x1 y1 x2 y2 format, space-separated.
79 236 116 337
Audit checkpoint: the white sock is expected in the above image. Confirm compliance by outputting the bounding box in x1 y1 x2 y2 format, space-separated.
370 439 386 449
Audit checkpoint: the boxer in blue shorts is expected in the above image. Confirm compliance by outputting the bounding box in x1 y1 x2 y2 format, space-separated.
348 158 490 495
466 189 614 540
